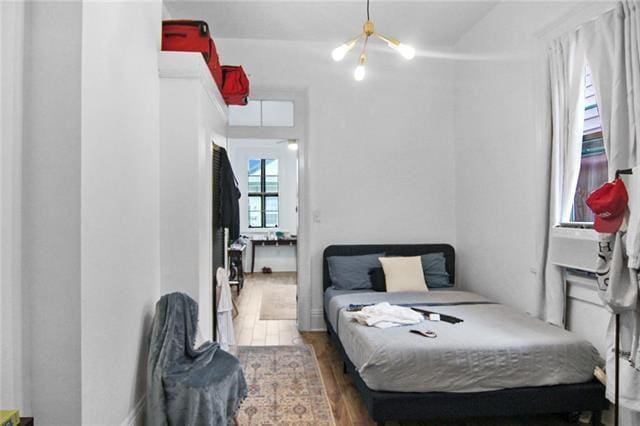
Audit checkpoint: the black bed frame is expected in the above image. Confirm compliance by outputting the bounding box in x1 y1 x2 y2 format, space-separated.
323 244 608 425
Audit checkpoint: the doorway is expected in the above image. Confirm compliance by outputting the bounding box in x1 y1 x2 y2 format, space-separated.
225 90 307 345
228 138 300 345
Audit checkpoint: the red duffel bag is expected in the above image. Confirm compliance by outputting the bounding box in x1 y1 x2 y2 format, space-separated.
206 38 223 90
221 66 250 105
162 20 223 89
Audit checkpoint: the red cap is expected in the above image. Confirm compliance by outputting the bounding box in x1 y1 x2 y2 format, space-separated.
586 178 629 233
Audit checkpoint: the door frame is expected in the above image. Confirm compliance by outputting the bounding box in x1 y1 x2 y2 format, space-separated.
227 88 311 330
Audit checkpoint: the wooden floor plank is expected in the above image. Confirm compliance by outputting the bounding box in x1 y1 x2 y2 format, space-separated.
328 393 353 426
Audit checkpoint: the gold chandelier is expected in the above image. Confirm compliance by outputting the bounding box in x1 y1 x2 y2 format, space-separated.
332 0 416 81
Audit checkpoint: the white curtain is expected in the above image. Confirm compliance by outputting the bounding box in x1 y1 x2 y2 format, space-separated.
540 1 640 326
584 2 640 176
540 32 586 326
538 2 640 419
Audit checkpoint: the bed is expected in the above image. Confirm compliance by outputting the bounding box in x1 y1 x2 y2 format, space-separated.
323 244 608 425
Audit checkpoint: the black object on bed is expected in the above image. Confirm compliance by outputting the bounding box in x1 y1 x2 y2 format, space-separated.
322 244 608 425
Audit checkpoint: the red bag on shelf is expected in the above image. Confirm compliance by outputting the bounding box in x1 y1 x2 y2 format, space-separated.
162 20 211 58
221 66 250 106
206 38 223 90
162 20 223 89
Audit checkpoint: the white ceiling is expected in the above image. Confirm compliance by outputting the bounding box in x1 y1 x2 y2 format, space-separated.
164 1 500 47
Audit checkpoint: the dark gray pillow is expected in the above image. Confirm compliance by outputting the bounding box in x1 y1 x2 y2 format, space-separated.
420 253 451 288
368 267 387 291
327 253 385 290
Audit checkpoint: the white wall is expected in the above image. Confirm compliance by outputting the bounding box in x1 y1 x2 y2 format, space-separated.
20 1 162 424
228 139 298 272
453 1 581 316
80 2 162 424
159 51 228 341
22 2 83 422
217 38 456 329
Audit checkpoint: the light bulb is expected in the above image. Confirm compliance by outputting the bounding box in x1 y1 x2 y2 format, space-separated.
354 65 365 81
332 44 349 61
398 43 415 59
332 39 358 62
388 41 416 60
391 42 415 60
287 141 298 151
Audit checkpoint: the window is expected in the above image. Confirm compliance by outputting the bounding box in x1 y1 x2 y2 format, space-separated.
229 100 294 127
248 158 279 228
571 65 608 223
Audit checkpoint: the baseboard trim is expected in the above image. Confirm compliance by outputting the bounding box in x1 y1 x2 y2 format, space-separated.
311 309 325 331
121 394 146 426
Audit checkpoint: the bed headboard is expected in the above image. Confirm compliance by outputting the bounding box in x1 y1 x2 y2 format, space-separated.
322 244 455 291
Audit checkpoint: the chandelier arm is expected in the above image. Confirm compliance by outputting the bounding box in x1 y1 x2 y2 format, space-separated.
374 32 399 46
361 34 369 57
347 33 364 45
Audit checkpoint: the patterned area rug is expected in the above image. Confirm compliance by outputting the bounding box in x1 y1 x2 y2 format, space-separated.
259 284 297 320
237 345 335 425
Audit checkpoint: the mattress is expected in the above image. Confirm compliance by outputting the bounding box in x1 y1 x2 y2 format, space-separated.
323 287 372 313
325 289 600 394
323 286 457 314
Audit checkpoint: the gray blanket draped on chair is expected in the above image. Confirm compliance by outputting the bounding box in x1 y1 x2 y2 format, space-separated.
146 292 247 425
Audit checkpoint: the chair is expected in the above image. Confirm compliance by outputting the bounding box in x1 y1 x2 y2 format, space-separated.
146 292 247 425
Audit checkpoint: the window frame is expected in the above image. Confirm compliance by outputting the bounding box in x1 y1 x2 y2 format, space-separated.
247 158 279 229
228 99 295 128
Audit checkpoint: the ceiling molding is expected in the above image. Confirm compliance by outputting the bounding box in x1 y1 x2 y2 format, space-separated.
452 0 500 45
534 1 617 42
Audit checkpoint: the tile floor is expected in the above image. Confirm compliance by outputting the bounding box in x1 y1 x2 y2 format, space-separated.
232 272 302 346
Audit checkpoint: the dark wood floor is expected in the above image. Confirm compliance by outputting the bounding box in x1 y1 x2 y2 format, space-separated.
301 331 376 426
300 332 608 426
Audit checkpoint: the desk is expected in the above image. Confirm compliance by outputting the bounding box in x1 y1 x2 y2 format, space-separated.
251 238 297 274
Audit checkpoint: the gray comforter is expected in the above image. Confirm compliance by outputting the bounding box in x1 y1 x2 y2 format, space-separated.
147 292 247 425
326 290 600 393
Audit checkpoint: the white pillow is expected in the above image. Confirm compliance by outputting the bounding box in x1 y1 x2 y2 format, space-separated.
378 256 428 293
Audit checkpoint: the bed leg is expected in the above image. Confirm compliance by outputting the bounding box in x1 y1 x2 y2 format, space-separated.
590 411 603 426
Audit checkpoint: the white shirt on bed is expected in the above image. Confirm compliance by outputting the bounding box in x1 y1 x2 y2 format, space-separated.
345 302 424 329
